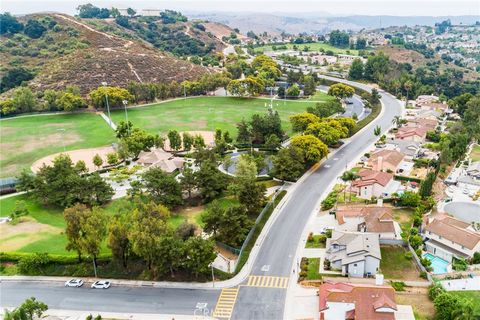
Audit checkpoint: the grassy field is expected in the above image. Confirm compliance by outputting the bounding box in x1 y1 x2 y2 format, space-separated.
0 113 115 178
305 235 326 248
251 42 360 55
393 208 414 232
380 246 421 280
0 194 240 256
450 291 480 316
110 96 323 136
306 258 322 280
470 144 480 162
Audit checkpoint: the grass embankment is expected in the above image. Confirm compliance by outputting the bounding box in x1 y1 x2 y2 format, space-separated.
110 96 324 137
234 190 287 273
450 291 480 316
0 113 115 178
251 42 360 56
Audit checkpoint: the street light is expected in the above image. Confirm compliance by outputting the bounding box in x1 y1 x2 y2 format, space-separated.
101 81 112 127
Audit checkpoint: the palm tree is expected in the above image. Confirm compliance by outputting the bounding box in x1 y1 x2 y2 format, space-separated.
374 125 382 137
392 115 402 129
341 171 359 202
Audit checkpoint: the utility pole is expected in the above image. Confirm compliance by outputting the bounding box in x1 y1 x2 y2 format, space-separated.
93 257 98 278
101 82 112 127
211 264 215 288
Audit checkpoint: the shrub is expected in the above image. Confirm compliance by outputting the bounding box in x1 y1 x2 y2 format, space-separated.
452 257 468 271
321 190 338 210
419 271 428 279
472 252 480 264
307 232 314 242
391 281 406 291
428 282 445 300
17 253 50 275
404 252 413 260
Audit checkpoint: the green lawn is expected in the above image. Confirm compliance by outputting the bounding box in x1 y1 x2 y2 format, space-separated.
110 96 323 137
305 235 326 248
251 42 360 55
393 208 414 232
380 246 421 280
306 258 322 280
470 144 480 162
450 291 480 316
0 113 115 178
306 91 335 102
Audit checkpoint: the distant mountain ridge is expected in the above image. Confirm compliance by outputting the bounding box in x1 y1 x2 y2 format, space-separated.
188 12 480 35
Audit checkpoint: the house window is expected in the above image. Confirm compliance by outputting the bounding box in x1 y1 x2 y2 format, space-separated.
353 264 357 267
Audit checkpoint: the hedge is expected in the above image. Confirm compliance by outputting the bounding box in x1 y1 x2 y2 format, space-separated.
394 175 423 183
0 252 112 264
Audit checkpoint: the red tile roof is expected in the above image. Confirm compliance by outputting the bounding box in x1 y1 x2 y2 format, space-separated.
319 281 397 320
351 169 393 188
395 126 427 139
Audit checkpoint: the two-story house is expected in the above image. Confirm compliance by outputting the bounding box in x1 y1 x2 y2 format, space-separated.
351 169 399 199
423 214 480 262
326 231 381 278
319 281 400 320
335 206 401 240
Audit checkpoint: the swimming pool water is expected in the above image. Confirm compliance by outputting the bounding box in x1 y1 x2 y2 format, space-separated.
424 253 449 274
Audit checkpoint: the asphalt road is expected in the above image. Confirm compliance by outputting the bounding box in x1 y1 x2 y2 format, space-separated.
317 84 366 120
0 77 402 319
0 281 220 316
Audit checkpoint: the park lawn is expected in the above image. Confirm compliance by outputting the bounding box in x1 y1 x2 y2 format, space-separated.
306 91 335 102
305 235 326 248
470 144 480 162
0 113 115 178
450 291 480 316
252 42 360 55
393 208 414 232
110 96 322 137
380 246 421 281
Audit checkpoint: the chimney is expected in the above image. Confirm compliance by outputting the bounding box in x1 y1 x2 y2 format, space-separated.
375 274 384 286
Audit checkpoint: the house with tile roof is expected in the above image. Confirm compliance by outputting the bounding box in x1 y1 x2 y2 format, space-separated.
319 281 401 320
422 214 480 262
335 206 402 240
325 231 381 278
351 169 399 200
368 149 405 173
395 126 428 142
406 118 438 131
386 139 421 160
137 148 185 173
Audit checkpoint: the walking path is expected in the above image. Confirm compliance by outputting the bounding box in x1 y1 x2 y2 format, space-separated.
98 111 117 130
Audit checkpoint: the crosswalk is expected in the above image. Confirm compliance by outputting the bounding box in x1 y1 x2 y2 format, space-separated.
213 288 239 319
245 275 289 288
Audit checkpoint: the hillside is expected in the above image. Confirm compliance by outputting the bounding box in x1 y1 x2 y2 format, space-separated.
377 45 479 81
0 13 209 96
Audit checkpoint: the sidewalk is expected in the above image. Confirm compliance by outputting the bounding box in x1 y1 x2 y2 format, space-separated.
0 308 214 320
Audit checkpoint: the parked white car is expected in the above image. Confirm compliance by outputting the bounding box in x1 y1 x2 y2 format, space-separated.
65 279 84 287
91 280 111 289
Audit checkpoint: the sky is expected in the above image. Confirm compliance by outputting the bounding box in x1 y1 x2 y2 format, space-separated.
1 0 479 16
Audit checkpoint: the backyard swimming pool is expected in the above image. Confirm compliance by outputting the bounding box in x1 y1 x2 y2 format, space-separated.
424 253 449 274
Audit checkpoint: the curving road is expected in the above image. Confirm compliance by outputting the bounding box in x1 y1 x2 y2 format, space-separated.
0 77 402 319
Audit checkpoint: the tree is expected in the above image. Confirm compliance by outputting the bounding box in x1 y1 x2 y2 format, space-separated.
180 165 196 199
176 222 197 240
195 160 228 201
3 297 48 320
328 83 355 100
89 86 134 109
373 125 382 137
84 173 114 206
303 75 316 96
236 119 251 144
0 12 24 35
193 134 206 150
15 169 36 192
235 155 257 180
168 130 182 152
64 203 90 262
307 100 344 118
115 120 133 139
329 30 350 47
182 132 194 151
290 112 321 132
202 200 224 236
106 152 119 166
0 67 34 94
419 172 436 199
183 236 216 278
127 7 136 17
81 207 107 274
364 53 390 82
290 135 329 164
93 154 103 169
155 234 184 276
56 92 86 111
24 19 46 39
355 38 367 50
223 131 233 144
391 115 402 129
12 87 36 113
286 84 300 98
349 58 364 80
433 292 461 320
305 120 348 146
265 134 281 150
115 16 129 28
141 167 183 208
108 213 131 267
272 146 306 181
340 171 359 202
122 128 157 158
398 191 421 207
237 178 266 216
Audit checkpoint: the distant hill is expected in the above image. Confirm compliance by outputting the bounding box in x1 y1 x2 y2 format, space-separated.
0 13 212 96
188 12 480 35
